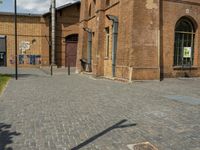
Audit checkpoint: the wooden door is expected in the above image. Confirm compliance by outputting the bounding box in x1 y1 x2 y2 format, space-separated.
65 41 77 67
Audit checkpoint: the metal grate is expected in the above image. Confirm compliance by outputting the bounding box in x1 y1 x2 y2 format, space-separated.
127 142 158 150
174 17 195 67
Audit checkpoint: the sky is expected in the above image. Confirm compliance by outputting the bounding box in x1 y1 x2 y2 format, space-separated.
0 0 79 14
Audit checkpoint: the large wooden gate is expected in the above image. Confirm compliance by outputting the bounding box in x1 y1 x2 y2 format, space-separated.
65 34 78 67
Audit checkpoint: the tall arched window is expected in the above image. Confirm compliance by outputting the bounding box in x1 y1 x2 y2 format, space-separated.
174 17 196 66
88 4 92 17
88 0 96 17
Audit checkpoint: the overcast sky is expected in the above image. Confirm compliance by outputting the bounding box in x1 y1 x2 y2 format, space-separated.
0 0 79 14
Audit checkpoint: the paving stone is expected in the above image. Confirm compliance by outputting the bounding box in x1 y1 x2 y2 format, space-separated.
0 68 199 150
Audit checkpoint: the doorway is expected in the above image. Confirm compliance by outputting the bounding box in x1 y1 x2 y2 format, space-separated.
65 34 78 67
0 36 6 67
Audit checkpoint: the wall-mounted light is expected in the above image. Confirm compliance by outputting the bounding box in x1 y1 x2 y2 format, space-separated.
32 39 36 44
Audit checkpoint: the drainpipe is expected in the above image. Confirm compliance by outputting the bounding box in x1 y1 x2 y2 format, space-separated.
106 15 118 77
83 27 92 72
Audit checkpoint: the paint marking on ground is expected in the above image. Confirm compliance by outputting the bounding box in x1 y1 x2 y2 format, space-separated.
164 95 200 105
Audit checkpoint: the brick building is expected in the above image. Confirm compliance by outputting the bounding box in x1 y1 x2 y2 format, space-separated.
76 0 200 80
0 13 47 67
0 1 80 68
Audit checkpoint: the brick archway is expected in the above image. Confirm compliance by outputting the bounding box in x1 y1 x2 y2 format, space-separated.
65 34 78 67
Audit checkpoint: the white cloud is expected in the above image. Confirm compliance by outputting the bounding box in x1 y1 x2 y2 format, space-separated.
17 0 79 13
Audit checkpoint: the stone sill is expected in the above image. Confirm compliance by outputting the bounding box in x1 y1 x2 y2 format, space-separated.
173 66 198 70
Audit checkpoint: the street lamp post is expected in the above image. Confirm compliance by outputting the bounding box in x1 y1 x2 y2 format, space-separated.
51 0 56 76
14 0 18 80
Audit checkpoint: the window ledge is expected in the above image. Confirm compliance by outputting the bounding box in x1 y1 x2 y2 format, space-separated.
173 66 198 70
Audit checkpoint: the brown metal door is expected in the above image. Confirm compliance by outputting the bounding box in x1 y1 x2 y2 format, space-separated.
65 41 77 67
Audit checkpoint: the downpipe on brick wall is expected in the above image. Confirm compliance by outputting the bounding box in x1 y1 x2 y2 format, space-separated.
106 15 118 77
83 27 92 72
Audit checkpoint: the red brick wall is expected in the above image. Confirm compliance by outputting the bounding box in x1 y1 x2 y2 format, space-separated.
77 0 160 80
0 14 48 67
55 3 80 67
77 0 200 80
162 0 200 77
0 3 80 68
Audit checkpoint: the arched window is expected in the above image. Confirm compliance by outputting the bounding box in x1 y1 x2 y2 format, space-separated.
106 0 110 7
88 4 92 17
88 0 96 17
174 17 196 66
65 34 78 42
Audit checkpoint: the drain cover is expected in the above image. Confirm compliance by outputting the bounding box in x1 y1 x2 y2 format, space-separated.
127 142 158 150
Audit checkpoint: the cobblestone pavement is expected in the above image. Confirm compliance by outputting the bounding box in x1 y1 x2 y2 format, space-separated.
0 68 200 150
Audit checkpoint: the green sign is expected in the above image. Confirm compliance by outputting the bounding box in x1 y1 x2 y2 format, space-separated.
0 0 3 4
183 47 192 58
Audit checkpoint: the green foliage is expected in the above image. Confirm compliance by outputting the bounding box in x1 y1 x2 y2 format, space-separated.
0 74 10 94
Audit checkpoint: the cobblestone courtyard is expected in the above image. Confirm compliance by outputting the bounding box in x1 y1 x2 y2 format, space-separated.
0 68 199 150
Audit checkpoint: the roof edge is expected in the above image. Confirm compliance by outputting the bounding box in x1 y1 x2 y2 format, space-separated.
0 11 42 17
0 0 81 17
43 1 81 16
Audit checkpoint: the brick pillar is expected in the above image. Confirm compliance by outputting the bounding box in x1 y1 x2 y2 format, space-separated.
76 0 88 73
131 0 161 80
116 0 134 79
94 2 105 76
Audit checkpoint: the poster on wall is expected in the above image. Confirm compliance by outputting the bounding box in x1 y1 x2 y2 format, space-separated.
183 47 192 58
19 41 30 54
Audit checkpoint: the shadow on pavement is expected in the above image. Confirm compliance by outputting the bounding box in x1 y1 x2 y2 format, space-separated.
71 119 137 150
0 123 21 150
8 74 50 79
0 67 77 79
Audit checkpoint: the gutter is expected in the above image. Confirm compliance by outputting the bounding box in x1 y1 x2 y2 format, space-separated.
83 27 92 72
106 15 119 77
